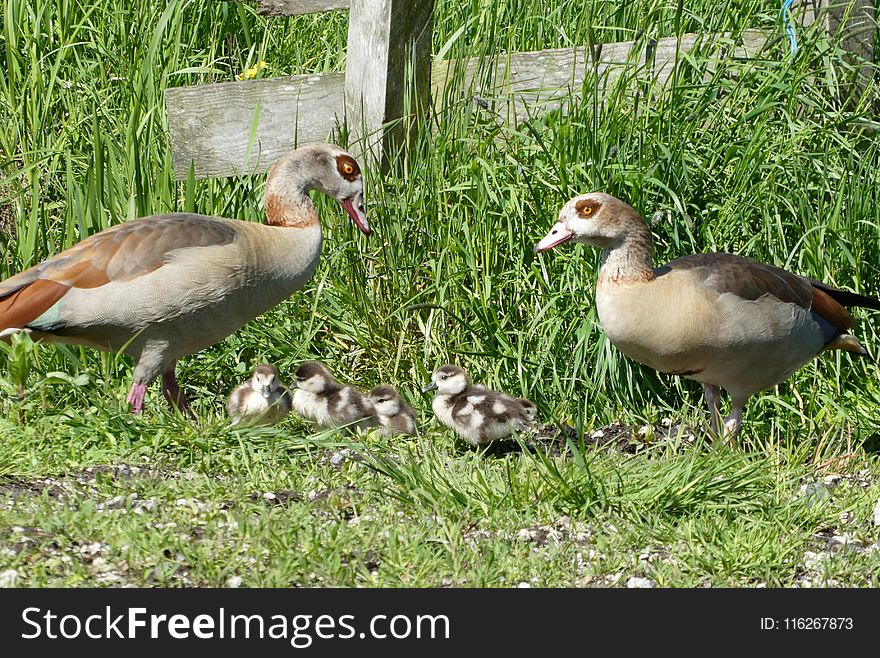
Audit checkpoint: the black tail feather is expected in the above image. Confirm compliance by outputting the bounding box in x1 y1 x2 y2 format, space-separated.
809 279 880 311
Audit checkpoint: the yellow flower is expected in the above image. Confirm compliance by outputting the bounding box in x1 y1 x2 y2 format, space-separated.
238 60 268 80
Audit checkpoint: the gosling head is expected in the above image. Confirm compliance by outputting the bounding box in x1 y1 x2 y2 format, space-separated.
293 360 334 394
250 364 280 399
368 385 403 417
516 398 537 422
535 193 641 252
422 364 469 395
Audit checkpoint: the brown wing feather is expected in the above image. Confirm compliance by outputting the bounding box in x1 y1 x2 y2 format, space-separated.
811 286 853 332
660 253 867 336
659 253 813 308
0 214 238 330
0 279 70 330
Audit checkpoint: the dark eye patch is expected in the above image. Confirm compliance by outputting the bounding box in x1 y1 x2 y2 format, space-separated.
335 154 361 181
575 199 601 218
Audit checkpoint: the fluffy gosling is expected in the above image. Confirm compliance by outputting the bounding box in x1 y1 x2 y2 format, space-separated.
226 363 292 425
291 360 378 431
423 364 535 446
368 385 417 436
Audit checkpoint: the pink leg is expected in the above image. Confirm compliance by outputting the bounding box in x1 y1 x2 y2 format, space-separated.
722 407 743 444
162 368 191 415
125 382 148 414
703 384 721 437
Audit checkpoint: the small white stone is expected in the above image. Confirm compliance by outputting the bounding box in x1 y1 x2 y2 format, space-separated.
262 492 276 500
0 569 19 587
822 474 842 488
516 581 531 588
226 576 243 588
626 576 654 588
329 452 346 466
873 497 880 527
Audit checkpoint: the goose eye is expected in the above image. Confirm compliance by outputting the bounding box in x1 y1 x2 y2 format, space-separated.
342 163 354 175
582 207 592 215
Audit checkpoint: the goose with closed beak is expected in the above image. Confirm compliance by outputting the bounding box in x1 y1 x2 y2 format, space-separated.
0 143 369 414
535 192 880 438
226 363 292 425
368 384 418 436
423 365 535 445
291 360 378 432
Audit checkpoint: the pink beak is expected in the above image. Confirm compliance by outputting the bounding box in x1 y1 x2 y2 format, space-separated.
342 193 370 236
534 222 573 253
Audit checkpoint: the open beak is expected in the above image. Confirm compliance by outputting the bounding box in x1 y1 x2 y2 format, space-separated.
534 221 573 253
422 381 438 393
341 191 370 236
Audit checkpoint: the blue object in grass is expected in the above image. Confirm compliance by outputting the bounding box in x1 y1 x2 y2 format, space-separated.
781 0 798 54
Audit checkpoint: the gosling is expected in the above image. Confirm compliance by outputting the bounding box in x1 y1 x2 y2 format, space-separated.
368 385 418 436
291 360 378 431
226 363 292 425
423 364 535 446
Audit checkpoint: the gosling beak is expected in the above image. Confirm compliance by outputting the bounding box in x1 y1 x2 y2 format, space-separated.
341 190 370 236
534 221 573 253
261 385 272 399
422 381 438 393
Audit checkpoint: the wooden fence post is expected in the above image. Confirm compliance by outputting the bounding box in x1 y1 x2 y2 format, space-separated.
797 0 875 93
344 0 434 167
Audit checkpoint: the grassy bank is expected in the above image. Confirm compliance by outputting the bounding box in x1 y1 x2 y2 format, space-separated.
0 0 879 586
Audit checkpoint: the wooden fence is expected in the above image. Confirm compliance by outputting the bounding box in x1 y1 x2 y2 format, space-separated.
165 0 876 180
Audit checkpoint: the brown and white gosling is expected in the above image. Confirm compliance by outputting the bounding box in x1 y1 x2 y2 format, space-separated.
226 363 292 425
535 192 880 438
422 365 535 446
368 385 418 436
291 360 378 431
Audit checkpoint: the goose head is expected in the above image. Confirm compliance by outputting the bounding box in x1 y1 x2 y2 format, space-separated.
535 193 641 252
266 143 369 235
250 363 281 399
293 360 334 394
368 385 403 416
423 364 469 395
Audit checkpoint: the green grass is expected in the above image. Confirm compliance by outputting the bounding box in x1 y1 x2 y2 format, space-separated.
1 0 879 587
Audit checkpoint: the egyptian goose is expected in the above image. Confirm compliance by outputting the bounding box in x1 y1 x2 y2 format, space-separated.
290 360 378 431
535 192 880 437
0 143 369 413
423 364 535 445
226 363 292 425
368 384 418 436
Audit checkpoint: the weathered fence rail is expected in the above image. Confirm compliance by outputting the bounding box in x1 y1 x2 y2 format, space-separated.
166 0 876 180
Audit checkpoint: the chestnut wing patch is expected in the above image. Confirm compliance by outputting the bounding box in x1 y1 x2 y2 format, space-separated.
0 214 237 295
0 214 237 330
